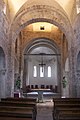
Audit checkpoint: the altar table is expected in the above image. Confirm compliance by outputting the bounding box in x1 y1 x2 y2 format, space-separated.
31 89 51 102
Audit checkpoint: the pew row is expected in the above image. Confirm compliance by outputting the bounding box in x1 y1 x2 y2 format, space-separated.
1 97 37 103
0 99 37 120
0 106 34 120
53 98 80 120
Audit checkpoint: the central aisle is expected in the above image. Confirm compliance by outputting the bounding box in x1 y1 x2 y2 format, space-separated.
36 99 53 120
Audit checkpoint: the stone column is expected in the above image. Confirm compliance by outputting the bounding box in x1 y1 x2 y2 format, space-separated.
23 58 28 90
0 69 6 98
69 47 76 97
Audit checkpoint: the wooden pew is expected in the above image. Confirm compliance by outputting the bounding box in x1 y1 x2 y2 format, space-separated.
53 104 80 120
1 97 37 103
57 110 80 120
53 98 80 106
0 117 31 120
53 98 80 120
53 98 80 110
0 106 33 120
0 101 36 108
1 98 37 111
0 118 31 120
0 101 37 120
53 98 80 102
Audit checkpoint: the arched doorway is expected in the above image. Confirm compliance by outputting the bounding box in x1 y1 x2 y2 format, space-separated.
23 38 61 96
0 47 6 98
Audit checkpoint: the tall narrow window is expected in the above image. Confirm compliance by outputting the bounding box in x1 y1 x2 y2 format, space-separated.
33 66 37 77
15 39 18 53
76 0 80 14
3 4 6 14
40 66 44 77
48 66 51 77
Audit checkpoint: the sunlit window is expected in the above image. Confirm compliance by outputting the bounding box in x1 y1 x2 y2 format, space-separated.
3 4 6 14
48 66 51 77
40 66 44 77
76 0 80 14
15 39 18 53
33 65 51 78
33 66 37 77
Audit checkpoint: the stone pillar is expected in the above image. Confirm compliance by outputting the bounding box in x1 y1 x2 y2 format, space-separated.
6 42 14 97
23 58 27 90
69 47 76 97
0 69 6 98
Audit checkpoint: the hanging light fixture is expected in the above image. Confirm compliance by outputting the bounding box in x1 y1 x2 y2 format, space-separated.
39 53 46 72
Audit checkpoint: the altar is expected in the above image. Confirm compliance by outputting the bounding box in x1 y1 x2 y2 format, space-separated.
30 89 51 102
23 88 60 102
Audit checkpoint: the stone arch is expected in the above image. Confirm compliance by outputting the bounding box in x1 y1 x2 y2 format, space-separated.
23 37 61 54
8 0 74 97
22 38 61 94
0 47 6 98
10 0 73 46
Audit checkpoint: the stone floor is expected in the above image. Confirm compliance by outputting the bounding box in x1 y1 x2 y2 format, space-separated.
36 99 53 120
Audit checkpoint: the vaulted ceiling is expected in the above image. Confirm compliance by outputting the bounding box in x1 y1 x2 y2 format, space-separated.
8 0 75 20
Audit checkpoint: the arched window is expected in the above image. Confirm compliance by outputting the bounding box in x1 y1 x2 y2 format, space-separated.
40 66 44 77
76 0 80 14
3 3 6 14
15 39 18 53
33 66 37 77
48 66 51 77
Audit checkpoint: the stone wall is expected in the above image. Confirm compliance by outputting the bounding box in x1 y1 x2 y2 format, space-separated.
0 0 11 97
9 2 73 97
0 0 79 98
73 13 80 97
